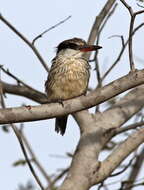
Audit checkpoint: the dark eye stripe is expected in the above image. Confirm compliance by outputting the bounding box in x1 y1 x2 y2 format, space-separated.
57 43 78 53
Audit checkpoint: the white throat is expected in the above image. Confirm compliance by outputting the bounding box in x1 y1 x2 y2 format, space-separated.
58 48 84 58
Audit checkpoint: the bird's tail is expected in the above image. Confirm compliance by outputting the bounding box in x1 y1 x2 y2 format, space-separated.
55 116 68 135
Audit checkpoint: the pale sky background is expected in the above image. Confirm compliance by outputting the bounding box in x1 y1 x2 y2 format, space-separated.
0 0 144 190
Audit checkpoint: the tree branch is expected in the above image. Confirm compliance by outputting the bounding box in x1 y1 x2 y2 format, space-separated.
91 128 144 185
32 16 71 45
11 124 45 190
123 147 144 189
86 0 116 59
0 13 49 72
59 86 144 190
114 121 144 135
0 79 45 190
1 69 144 124
102 22 144 80
20 131 52 185
120 0 144 70
1 81 47 104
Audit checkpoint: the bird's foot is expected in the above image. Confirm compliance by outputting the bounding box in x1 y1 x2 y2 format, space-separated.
57 99 64 107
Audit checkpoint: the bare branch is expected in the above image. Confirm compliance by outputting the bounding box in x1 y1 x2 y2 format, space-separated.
120 0 144 71
32 16 71 45
123 147 144 189
11 125 45 190
0 13 49 73
0 69 144 125
0 65 38 90
0 69 144 124
120 0 133 16
59 86 144 190
110 155 135 177
137 3 144 9
102 22 144 80
93 3 118 91
0 78 45 190
91 128 144 185
108 35 125 48
90 3 117 113
115 121 144 135
86 0 116 59
20 131 52 185
1 80 47 104
47 168 69 190
123 182 144 190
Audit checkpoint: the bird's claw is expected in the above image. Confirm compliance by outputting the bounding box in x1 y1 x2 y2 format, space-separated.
58 100 64 107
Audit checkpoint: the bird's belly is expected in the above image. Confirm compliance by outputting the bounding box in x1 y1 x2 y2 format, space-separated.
48 71 89 101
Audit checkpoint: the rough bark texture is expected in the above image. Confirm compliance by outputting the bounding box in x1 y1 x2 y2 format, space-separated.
1 69 144 124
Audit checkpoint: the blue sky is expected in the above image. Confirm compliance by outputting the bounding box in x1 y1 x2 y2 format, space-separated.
0 0 144 189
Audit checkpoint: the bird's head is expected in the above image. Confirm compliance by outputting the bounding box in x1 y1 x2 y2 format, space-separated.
56 38 102 57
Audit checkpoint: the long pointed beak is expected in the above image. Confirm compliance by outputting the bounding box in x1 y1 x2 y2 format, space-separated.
79 45 102 52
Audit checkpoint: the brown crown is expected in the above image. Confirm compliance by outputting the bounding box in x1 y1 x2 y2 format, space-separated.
57 38 86 53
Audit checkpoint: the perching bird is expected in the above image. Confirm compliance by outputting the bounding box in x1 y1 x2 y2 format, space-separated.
45 38 102 135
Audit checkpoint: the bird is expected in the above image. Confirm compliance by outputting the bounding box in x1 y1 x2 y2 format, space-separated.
45 37 102 135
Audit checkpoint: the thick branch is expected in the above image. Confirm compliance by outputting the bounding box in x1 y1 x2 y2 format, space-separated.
91 128 144 185
59 86 144 190
63 127 143 190
99 86 144 130
87 0 116 45
87 0 116 59
1 69 144 124
1 81 47 104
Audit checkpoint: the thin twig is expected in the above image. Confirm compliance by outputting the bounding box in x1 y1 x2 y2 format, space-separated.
137 3 144 9
11 125 45 190
0 72 45 190
120 181 144 190
0 13 49 73
20 130 52 185
94 3 118 87
110 155 135 177
0 71 5 108
32 16 72 45
0 66 48 103
115 121 144 135
102 22 144 80
47 167 69 190
98 182 105 190
120 0 144 71
124 182 144 190
0 65 36 90
129 15 135 70
88 2 117 112
108 35 125 48
123 147 144 189
94 3 117 112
